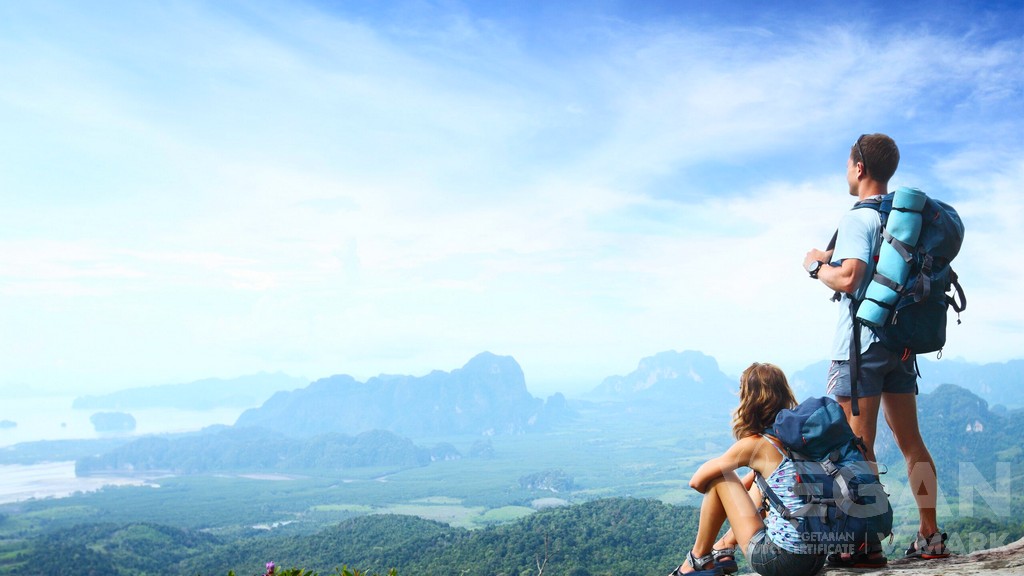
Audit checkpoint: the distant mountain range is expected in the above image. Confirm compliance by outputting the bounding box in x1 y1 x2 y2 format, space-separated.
789 357 1024 409
235 352 571 438
915 358 1024 407
236 349 746 438
73 372 309 411
67 350 1024 441
62 350 1024 488
587 349 736 406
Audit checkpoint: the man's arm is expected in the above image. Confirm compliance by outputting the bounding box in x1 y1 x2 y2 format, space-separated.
803 244 868 295
817 257 867 295
806 209 877 296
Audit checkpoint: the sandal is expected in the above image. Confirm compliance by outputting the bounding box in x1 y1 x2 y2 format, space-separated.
905 531 951 559
668 550 724 576
712 547 738 575
826 541 887 569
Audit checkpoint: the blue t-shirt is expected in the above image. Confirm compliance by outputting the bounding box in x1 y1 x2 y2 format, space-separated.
830 204 882 361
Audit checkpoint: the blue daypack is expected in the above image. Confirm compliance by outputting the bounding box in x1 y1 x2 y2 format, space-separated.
755 396 893 555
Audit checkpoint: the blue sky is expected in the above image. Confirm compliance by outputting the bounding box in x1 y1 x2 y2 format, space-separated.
1 1 1021 397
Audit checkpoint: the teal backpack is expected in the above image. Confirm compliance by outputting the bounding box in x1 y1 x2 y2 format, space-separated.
755 396 893 555
828 188 966 415
853 188 966 356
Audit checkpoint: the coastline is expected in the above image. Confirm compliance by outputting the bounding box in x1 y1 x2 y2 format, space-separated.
0 461 159 505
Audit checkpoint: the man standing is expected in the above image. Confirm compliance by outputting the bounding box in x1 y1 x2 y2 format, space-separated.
803 134 950 567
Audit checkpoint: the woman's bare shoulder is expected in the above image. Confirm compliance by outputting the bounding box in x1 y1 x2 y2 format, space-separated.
747 434 785 475
722 435 767 465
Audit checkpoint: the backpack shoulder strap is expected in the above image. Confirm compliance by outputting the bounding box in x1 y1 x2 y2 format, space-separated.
843 196 889 416
753 435 797 520
761 433 785 454
849 298 863 416
853 197 884 210
754 470 794 520
827 197 885 300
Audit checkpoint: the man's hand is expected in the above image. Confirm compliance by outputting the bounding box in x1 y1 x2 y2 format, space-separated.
803 249 832 271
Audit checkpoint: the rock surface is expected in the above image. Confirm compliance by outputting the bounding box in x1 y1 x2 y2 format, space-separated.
803 537 1024 576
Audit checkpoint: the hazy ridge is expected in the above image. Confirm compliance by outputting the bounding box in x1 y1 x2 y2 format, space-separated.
72 372 309 411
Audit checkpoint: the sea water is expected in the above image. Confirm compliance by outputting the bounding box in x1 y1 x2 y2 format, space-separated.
0 396 246 447
0 461 159 505
0 395 248 503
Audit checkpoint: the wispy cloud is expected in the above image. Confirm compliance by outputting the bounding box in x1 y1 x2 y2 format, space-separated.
0 1 1021 393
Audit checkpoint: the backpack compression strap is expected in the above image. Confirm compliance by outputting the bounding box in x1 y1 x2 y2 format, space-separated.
949 270 967 317
805 449 861 518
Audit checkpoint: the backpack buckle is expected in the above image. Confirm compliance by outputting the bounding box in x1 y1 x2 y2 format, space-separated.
821 459 840 477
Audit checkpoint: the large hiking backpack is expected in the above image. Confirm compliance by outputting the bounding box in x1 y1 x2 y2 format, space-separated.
828 187 967 415
854 187 966 355
754 396 893 556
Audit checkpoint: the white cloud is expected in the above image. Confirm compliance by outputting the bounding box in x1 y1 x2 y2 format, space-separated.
0 2 1021 395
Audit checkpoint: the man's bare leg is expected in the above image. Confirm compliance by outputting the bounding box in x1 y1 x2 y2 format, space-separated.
882 392 941 539
835 394 883 460
834 394 886 561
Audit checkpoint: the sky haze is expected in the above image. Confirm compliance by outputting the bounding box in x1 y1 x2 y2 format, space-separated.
1 1 1022 397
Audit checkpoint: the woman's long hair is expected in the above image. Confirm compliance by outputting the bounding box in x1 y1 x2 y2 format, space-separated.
731 362 797 440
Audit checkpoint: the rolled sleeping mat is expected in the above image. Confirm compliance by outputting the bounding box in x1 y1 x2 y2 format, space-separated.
856 186 928 327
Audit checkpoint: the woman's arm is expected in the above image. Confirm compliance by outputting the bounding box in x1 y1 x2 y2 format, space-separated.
741 469 756 490
689 436 763 494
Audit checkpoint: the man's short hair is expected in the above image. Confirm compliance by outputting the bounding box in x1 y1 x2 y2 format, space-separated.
851 133 900 183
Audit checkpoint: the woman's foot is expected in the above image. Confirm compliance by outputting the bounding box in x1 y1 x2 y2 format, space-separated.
711 547 738 574
668 550 724 576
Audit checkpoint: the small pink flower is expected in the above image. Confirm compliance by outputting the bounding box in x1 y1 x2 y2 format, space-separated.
265 561 275 575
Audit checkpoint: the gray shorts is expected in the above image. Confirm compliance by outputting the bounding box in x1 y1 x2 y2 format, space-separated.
827 342 918 397
748 529 826 576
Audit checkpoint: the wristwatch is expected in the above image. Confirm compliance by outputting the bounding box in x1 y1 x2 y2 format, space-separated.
807 260 824 279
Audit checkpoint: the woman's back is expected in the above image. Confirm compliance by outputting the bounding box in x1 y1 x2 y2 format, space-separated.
759 435 818 555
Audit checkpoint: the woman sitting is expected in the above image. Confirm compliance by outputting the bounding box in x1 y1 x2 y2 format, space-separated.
669 362 826 576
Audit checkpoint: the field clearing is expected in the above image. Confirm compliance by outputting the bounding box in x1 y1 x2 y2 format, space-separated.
309 503 374 514
479 505 535 524
378 502 487 528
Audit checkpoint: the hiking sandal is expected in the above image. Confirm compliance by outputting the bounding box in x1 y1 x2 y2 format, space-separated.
826 541 887 568
826 550 887 568
905 531 952 559
667 551 724 576
711 547 738 574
